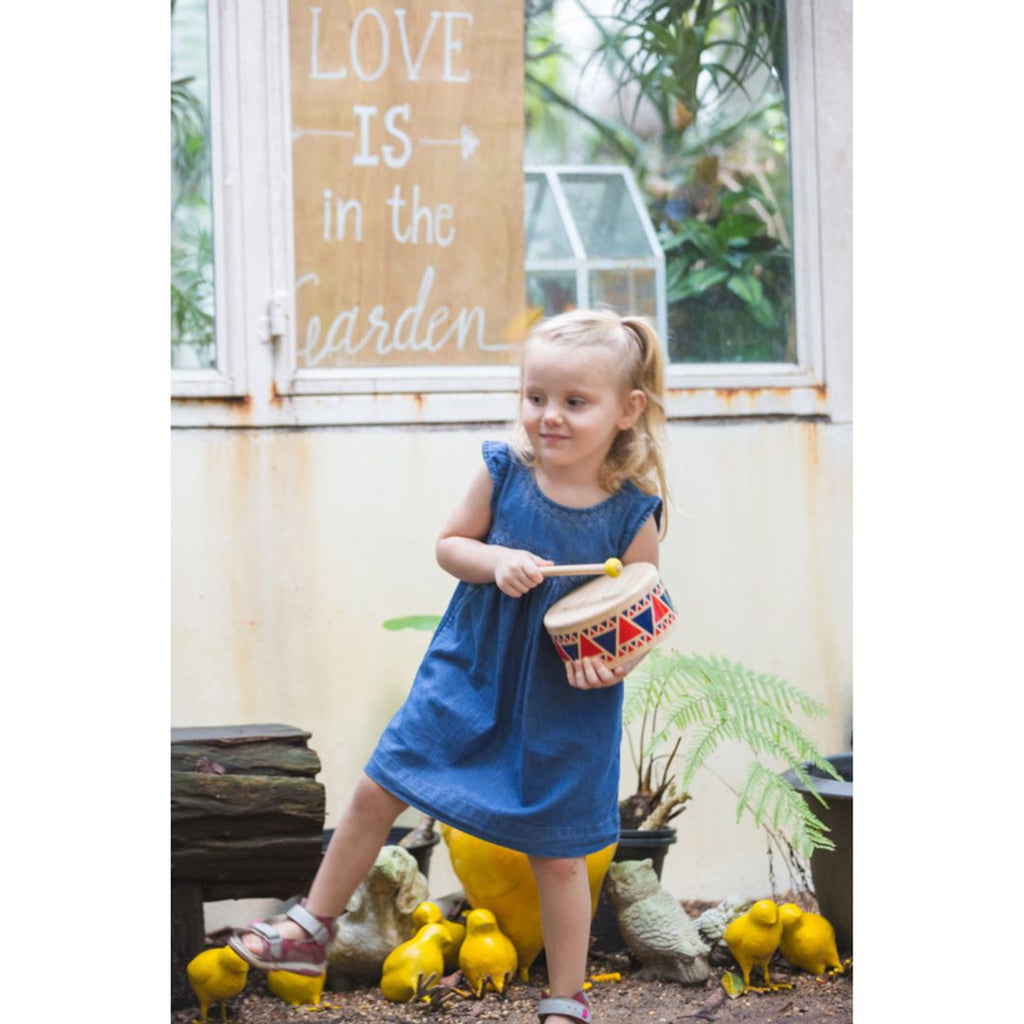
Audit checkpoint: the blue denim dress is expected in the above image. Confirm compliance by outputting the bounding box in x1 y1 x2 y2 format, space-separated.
365 441 662 857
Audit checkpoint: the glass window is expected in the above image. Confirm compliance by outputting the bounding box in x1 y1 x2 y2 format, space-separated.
524 0 796 365
524 167 664 334
171 0 216 370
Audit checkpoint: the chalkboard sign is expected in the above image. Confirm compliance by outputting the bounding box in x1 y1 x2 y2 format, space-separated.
289 0 525 369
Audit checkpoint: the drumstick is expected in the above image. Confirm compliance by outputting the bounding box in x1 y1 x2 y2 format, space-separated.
540 558 623 578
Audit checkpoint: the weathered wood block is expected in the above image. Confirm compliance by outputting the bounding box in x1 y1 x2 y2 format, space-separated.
170 724 327 1008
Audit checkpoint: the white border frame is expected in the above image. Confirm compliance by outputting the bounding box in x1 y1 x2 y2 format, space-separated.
171 0 836 427
171 0 248 398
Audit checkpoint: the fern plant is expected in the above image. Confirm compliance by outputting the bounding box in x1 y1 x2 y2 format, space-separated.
621 648 842 859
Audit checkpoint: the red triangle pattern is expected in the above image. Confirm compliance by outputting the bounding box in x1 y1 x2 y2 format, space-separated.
652 594 672 624
578 634 605 659
618 616 644 645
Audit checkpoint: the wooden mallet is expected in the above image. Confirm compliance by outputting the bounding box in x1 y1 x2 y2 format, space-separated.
539 557 623 578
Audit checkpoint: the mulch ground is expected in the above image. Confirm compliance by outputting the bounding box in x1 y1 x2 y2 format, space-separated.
173 897 852 1024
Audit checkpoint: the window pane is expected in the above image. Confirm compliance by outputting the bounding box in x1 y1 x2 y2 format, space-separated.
524 1 795 365
525 174 574 260
527 271 578 316
171 0 216 370
560 175 654 259
589 268 656 322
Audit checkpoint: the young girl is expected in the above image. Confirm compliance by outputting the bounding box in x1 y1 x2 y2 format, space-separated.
230 309 669 1024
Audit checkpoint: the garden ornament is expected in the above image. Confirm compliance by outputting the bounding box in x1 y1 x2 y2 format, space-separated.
777 903 849 976
186 946 249 1023
379 922 448 1002
440 824 616 978
723 898 791 993
458 908 518 997
411 900 465 973
326 844 428 987
605 858 710 984
267 967 326 1007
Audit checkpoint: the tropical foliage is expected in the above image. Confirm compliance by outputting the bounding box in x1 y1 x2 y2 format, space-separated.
171 0 216 368
524 0 795 363
622 648 841 859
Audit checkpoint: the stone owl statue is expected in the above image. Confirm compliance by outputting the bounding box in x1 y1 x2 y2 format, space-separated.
605 858 710 984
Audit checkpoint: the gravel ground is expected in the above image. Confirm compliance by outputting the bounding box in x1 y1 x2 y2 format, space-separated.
174 897 852 1024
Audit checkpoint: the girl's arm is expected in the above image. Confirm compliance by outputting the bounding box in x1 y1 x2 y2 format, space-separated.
435 464 552 597
565 513 660 690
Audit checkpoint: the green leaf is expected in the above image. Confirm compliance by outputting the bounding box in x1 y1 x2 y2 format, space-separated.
721 971 745 998
672 265 730 300
726 273 765 307
381 615 442 632
716 213 766 245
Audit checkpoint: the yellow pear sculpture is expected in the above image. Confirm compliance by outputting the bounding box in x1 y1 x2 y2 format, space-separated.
440 824 616 978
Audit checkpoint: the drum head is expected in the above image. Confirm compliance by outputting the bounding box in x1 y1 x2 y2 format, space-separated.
543 562 661 633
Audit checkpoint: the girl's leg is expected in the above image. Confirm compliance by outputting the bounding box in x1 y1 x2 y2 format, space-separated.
239 772 407 953
528 855 592 1023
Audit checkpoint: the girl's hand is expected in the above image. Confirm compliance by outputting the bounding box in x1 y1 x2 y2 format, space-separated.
493 549 553 598
565 653 643 690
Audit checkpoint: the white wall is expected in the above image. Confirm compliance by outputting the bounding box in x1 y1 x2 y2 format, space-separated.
172 417 851 904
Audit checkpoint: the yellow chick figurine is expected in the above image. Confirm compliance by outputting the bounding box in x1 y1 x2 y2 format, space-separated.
267 968 326 1007
778 903 846 976
186 946 249 1023
380 922 449 1002
723 898 789 993
440 824 616 978
458 908 518 997
411 900 466 973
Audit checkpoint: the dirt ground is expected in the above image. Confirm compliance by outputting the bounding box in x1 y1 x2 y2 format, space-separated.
173 898 852 1024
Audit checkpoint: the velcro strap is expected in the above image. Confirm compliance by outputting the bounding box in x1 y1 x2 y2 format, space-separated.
538 996 590 1021
287 902 331 945
250 921 282 957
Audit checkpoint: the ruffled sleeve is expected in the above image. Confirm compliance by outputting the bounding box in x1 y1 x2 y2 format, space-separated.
482 440 514 512
620 487 663 553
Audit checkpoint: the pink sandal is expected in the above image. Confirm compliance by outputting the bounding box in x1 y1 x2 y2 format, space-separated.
538 990 591 1022
228 902 335 977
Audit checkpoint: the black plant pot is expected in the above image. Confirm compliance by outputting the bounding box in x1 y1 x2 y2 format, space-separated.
782 752 853 951
590 827 678 953
321 825 441 879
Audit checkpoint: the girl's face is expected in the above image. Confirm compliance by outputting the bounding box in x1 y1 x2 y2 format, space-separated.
521 339 645 478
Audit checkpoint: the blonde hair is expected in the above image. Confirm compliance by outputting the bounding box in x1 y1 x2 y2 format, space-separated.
510 308 670 536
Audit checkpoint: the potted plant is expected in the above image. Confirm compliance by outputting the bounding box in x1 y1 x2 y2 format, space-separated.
591 648 841 950
618 648 840 855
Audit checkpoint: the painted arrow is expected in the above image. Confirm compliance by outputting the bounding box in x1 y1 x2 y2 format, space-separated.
291 123 480 162
418 124 480 161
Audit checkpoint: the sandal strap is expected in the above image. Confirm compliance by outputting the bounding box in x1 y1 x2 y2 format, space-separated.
249 921 283 958
538 992 591 1021
287 902 332 945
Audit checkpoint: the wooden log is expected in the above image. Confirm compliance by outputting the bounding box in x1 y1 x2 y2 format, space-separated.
172 833 324 883
171 772 325 840
170 881 204 1010
171 724 321 777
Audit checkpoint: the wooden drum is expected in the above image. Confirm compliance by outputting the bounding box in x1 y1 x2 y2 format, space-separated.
543 562 678 669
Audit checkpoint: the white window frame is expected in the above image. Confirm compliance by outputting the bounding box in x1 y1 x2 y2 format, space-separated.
172 0 832 427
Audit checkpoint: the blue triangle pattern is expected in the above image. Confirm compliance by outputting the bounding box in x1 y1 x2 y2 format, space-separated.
631 606 654 635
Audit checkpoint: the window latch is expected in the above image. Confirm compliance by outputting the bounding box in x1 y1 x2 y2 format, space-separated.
258 292 289 344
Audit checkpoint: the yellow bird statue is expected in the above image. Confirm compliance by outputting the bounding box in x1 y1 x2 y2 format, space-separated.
440 824 616 978
458 908 518 997
723 898 790 993
267 967 326 1007
411 900 466 973
379 922 449 1003
777 903 847 976
186 946 249 1023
